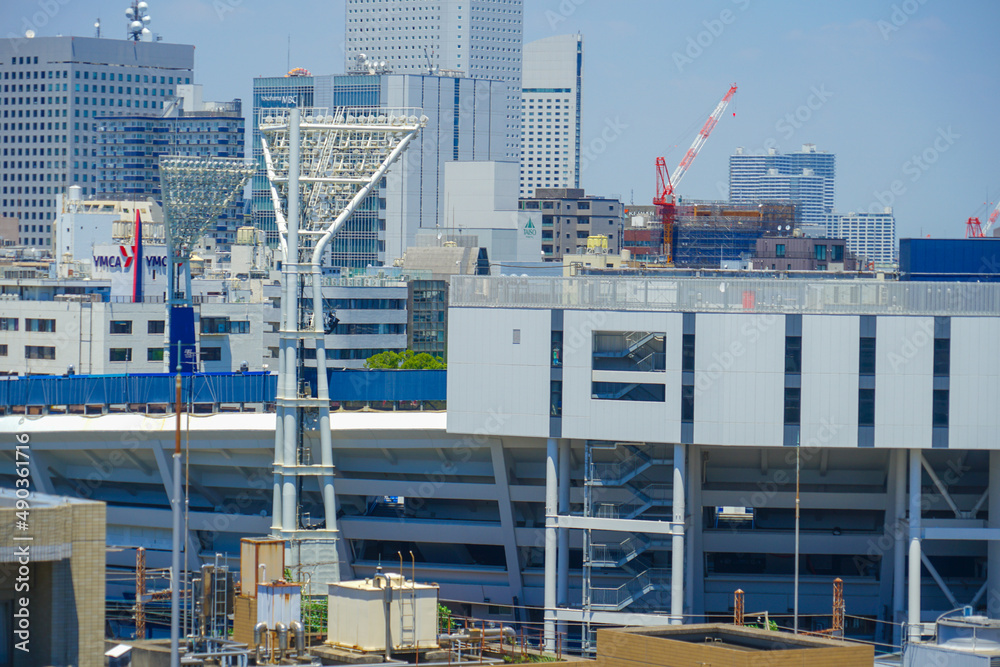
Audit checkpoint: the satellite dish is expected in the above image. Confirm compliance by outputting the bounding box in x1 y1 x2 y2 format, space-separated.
130 20 142 31
125 7 134 18
137 1 149 10
25 29 35 38
142 15 151 23
141 27 151 35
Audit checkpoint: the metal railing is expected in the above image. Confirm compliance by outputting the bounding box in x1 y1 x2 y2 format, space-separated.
451 275 1000 316
590 569 670 611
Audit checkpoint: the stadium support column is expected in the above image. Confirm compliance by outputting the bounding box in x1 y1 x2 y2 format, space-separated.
671 444 686 624
989 451 1000 618
544 438 558 651
908 449 922 643
557 440 570 640
280 107 301 533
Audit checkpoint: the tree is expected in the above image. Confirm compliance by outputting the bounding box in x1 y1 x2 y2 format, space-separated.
364 350 446 369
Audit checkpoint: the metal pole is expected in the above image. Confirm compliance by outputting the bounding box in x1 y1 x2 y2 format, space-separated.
671 443 686 624
543 438 557 651
171 341 182 666
281 106 301 533
557 440 570 607
908 449 922 643
988 451 1000 619
794 436 800 635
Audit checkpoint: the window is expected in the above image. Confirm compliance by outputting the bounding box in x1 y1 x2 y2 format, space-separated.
592 331 665 372
0 344 6 356
785 336 802 374
25 345 55 360
550 380 562 417
0 317 17 331
109 320 132 334
681 385 694 422
933 390 949 427
200 347 222 362
784 387 801 425
147 320 165 334
832 245 844 262
775 244 785 258
859 338 876 375
858 388 875 426
815 244 827 261
682 333 695 372
551 330 563 367
592 382 666 402
933 339 950 377
25 318 55 332
109 348 132 362
147 347 163 362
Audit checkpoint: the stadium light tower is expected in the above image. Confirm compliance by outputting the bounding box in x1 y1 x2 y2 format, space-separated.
158 156 253 372
259 106 425 583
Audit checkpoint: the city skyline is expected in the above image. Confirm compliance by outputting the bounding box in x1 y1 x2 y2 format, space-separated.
3 0 997 241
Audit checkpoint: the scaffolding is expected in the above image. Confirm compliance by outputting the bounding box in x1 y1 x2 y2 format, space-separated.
581 441 675 653
672 201 797 268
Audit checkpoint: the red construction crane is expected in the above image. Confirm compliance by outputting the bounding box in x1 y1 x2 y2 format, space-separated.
655 84 738 263
965 199 1000 238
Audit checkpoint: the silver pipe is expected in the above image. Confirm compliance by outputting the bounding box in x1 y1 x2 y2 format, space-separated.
908 449 923 643
170 450 182 666
275 622 289 661
290 619 305 656
793 436 800 635
254 621 269 664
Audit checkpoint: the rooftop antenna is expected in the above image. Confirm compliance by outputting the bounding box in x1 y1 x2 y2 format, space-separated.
94 18 101 38
124 1 151 42
287 34 290 73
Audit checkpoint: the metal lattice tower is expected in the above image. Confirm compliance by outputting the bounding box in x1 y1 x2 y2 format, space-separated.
259 107 425 584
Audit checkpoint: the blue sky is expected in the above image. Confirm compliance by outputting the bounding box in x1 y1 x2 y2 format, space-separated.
5 0 999 238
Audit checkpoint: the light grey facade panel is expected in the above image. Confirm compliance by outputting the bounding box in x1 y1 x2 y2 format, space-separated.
801 315 859 448
949 317 1000 449
874 316 935 448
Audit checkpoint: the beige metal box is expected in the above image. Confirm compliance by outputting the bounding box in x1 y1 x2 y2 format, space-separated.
240 537 285 597
327 572 439 651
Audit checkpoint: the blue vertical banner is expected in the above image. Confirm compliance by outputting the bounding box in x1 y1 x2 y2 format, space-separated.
169 306 197 373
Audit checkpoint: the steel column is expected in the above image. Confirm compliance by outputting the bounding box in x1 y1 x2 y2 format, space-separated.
989 451 1000 617
557 440 570 607
671 443 686 624
908 449 922 643
893 449 906 646
544 437 558 651
280 107 301 533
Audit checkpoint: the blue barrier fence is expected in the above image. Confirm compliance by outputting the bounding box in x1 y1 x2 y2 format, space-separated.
0 370 446 407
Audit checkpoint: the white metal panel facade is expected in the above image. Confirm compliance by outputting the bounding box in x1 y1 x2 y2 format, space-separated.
950 317 1000 450
875 316 935 448
447 307 550 437
801 315 860 448
693 313 785 447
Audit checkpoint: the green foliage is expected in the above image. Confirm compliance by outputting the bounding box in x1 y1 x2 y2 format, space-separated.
438 603 454 633
302 596 328 634
364 350 446 370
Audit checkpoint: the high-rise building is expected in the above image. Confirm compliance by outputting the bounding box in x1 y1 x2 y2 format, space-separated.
828 209 897 266
251 71 508 267
520 34 583 198
343 0 524 161
96 85 245 250
251 72 316 244
0 36 195 249
729 144 835 229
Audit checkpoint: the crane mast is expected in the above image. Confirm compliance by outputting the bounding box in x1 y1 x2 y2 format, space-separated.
654 84 738 263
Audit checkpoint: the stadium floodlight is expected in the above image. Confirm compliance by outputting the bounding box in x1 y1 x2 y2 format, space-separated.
259 107 424 582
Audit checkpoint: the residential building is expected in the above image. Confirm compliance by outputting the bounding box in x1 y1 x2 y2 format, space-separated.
828 209 897 266
0 36 195 246
96 85 245 250
520 34 583 197
520 188 623 261
752 235 857 271
343 0 524 161
729 144 835 229
408 279 448 359
251 72 509 266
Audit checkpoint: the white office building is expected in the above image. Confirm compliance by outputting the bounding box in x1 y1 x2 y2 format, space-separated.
343 0 524 161
520 34 583 198
730 144 835 229
828 209 898 267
